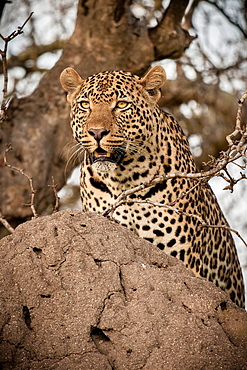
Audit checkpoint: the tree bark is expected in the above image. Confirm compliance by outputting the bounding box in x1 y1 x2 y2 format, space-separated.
149 0 195 59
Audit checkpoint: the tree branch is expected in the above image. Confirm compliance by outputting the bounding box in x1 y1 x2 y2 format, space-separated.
0 212 15 233
48 177 60 213
205 0 247 38
200 223 247 248
0 12 33 121
0 40 67 75
163 0 190 25
149 0 196 59
226 90 247 147
183 0 201 30
102 148 244 218
3 146 38 218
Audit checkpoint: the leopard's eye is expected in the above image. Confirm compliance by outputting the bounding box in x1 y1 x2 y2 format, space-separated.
116 101 130 109
79 100 90 110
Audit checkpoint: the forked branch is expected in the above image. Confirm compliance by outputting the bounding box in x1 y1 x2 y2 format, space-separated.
3 146 38 218
0 12 33 121
48 176 60 213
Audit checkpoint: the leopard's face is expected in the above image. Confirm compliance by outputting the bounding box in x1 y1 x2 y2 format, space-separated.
60 67 166 172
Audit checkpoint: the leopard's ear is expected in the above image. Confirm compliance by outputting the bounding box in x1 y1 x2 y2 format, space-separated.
139 65 166 102
60 68 84 101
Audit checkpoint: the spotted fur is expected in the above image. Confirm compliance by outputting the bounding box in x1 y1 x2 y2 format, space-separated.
60 66 245 307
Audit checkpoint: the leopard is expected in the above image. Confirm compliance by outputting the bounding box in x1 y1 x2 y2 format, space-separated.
60 65 245 308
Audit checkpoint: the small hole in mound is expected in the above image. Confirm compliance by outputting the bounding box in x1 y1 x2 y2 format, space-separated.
33 247 42 255
90 327 111 355
220 301 227 311
54 226 58 237
91 327 110 342
40 294 51 298
81 224 86 227
23 306 32 330
94 259 102 267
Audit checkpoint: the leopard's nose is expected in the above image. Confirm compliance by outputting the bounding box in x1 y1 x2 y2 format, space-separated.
88 128 110 141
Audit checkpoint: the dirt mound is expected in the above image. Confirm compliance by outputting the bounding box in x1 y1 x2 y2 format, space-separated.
0 210 247 369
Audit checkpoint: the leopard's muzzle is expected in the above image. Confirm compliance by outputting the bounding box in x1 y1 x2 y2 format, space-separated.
89 147 125 172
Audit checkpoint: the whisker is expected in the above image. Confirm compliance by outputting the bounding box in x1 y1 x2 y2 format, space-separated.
61 140 78 158
122 140 147 155
64 142 85 177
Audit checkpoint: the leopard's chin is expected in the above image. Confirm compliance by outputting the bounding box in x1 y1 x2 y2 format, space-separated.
89 147 125 173
92 160 117 173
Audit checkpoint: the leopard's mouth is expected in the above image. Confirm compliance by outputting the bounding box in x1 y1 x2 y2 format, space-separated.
89 147 125 166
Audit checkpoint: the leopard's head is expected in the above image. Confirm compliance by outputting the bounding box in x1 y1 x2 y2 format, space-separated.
60 66 166 172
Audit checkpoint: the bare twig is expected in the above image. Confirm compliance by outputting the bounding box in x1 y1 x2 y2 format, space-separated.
119 198 205 223
3 146 38 218
0 212 15 233
166 180 202 207
0 12 33 121
219 171 247 192
102 149 242 218
48 176 60 213
0 40 67 75
105 195 247 248
226 90 247 148
200 224 247 248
